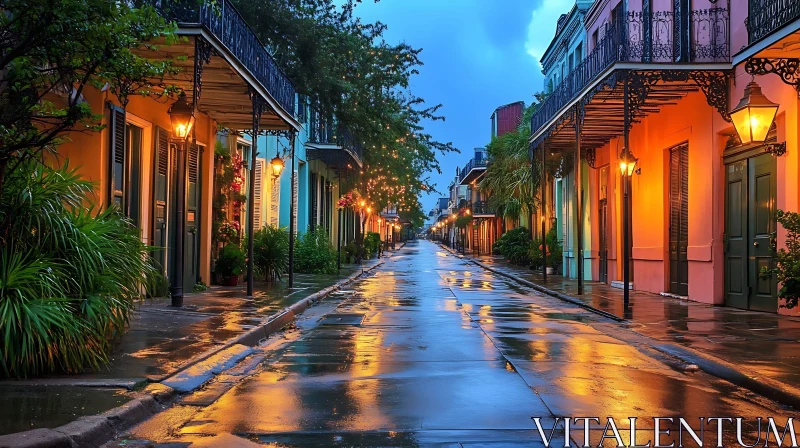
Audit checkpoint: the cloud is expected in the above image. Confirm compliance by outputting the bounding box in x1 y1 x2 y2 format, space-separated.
525 0 575 62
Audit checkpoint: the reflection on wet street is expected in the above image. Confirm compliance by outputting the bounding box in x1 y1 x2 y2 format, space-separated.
133 241 794 447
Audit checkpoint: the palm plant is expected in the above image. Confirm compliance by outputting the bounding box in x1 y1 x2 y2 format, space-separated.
253 226 289 281
481 104 540 228
0 160 156 377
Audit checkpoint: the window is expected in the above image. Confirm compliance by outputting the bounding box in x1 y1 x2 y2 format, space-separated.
575 43 582 64
592 29 599 50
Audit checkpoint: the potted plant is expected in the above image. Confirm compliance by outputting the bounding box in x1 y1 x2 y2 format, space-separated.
761 210 800 309
216 243 245 286
545 227 562 275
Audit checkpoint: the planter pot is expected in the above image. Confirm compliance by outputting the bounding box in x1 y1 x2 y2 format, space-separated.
546 267 555 275
222 276 239 287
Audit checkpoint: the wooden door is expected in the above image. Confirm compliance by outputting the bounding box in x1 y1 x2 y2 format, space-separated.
724 153 777 311
669 143 689 296
152 127 170 274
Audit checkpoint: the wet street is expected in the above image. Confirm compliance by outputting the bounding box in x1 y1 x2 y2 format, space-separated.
126 240 793 447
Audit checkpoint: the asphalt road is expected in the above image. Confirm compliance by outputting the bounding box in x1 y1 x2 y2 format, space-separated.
116 240 795 447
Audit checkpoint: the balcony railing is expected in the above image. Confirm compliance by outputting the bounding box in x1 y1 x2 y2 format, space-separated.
457 158 488 183
748 0 800 44
307 110 364 163
531 8 729 136
471 201 493 216
153 0 296 116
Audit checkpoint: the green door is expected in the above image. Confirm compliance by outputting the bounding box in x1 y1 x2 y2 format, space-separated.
152 127 170 275
184 143 200 291
724 153 776 311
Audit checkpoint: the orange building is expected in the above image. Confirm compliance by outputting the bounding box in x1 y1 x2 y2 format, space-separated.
531 0 799 313
54 2 301 301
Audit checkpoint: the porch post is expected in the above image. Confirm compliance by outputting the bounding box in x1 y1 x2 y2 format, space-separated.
246 93 265 299
171 139 186 306
540 142 547 281
337 178 342 272
288 131 297 288
574 105 584 295
623 78 631 310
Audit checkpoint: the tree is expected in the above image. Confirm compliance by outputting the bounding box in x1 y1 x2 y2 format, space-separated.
481 103 539 229
234 0 458 226
0 0 178 196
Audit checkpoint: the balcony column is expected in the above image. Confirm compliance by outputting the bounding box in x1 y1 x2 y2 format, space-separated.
540 142 547 281
246 91 266 299
288 131 297 288
574 105 584 295
622 78 632 314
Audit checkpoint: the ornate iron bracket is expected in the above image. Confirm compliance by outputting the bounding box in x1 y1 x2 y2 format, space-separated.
582 147 597 169
745 58 800 91
264 129 293 139
193 38 214 103
764 142 787 157
249 88 267 136
690 70 732 121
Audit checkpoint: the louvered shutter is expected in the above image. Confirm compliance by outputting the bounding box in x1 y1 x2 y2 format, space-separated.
151 127 170 271
188 144 199 211
109 107 127 209
253 159 263 230
669 143 689 295
310 173 318 231
292 172 298 237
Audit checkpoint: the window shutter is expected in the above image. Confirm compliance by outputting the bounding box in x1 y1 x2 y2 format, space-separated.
109 107 127 209
254 159 263 230
188 144 199 209
310 173 318 231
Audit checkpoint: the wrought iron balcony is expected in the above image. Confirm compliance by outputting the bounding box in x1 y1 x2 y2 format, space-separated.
458 158 488 184
471 201 494 216
531 8 730 136
306 110 363 167
748 0 800 44
152 0 296 116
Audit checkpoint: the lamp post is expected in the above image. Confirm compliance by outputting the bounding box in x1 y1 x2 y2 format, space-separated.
619 153 637 311
167 93 195 308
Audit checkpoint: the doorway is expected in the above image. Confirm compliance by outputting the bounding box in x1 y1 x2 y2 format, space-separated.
669 143 689 296
724 151 777 312
598 166 609 283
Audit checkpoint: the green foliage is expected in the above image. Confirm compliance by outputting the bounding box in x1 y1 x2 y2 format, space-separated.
492 227 532 266
233 0 457 218
0 0 177 194
364 232 382 258
529 227 563 269
216 244 245 281
294 228 337 274
192 282 208 293
253 226 289 281
343 242 358 264
0 161 157 377
761 210 800 309
455 215 472 229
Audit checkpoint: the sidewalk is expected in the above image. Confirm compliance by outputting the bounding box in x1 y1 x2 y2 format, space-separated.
465 251 800 391
0 260 380 436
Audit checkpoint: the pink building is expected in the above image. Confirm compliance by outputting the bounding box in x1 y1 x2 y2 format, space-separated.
531 0 799 313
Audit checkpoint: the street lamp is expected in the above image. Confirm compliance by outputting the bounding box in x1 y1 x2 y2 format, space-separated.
167 92 195 308
619 151 637 311
730 80 779 145
270 155 284 179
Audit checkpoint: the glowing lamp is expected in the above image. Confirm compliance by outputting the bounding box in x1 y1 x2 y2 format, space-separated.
619 155 638 177
270 155 285 178
730 81 779 145
168 93 195 141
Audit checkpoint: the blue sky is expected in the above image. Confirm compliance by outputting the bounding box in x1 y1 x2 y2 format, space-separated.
350 0 572 214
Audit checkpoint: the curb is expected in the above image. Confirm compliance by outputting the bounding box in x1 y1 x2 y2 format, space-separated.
437 243 624 322
0 260 385 448
440 243 800 411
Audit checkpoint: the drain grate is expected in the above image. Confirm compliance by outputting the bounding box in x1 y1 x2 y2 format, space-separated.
320 313 365 326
